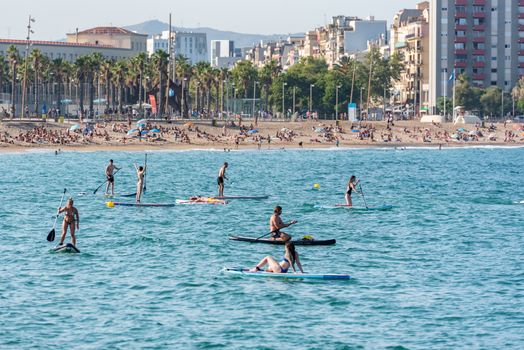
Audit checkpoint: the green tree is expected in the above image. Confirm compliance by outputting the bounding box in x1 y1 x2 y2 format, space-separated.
436 96 452 116
480 86 501 116
231 60 257 98
512 76 524 114
455 74 483 111
7 45 20 116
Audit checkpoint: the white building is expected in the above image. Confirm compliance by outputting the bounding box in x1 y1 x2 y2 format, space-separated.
147 31 207 65
343 17 388 54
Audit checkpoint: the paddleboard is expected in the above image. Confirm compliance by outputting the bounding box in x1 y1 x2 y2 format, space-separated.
176 199 227 205
333 204 393 211
224 268 350 280
212 195 268 200
108 202 175 207
229 236 336 246
120 193 137 198
53 243 80 253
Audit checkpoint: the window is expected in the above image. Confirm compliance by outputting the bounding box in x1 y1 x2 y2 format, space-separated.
491 68 497 73
456 6 466 12
456 18 467 25
456 30 466 36
473 6 484 12
455 43 465 49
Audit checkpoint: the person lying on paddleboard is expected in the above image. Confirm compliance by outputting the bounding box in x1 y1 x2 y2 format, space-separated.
134 163 146 203
58 198 79 247
217 162 228 197
250 242 304 274
105 159 121 196
345 175 360 207
270 205 297 241
188 196 226 204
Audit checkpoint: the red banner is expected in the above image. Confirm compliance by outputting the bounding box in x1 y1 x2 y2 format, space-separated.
149 95 157 114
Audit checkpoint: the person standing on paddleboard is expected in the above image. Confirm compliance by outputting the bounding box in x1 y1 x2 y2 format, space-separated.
105 159 121 196
217 162 228 197
345 175 360 206
58 198 79 247
270 205 297 241
134 163 146 203
250 242 304 274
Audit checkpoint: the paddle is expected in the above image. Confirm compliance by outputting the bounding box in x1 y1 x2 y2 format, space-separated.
359 184 369 209
255 221 297 240
47 188 67 242
143 153 147 193
93 168 122 195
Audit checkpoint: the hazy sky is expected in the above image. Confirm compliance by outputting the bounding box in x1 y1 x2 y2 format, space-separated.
4 0 420 40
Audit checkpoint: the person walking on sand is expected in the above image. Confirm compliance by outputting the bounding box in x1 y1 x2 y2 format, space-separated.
134 162 146 203
58 198 79 246
105 159 121 196
217 162 228 197
269 205 297 242
345 175 360 206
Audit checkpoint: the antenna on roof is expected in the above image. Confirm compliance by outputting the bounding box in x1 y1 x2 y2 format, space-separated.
76 28 78 43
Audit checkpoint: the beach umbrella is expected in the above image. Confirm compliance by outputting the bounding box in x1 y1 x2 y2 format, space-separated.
137 123 147 128
127 129 139 136
248 129 258 134
150 128 161 133
137 119 148 125
141 130 149 136
69 124 81 131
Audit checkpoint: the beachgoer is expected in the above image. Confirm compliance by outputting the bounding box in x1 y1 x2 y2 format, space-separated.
58 198 79 246
134 162 146 203
345 175 360 206
188 196 226 204
250 242 304 274
269 205 297 241
217 162 228 197
105 159 121 196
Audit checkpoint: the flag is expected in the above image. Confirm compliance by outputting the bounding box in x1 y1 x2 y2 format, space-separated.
449 69 455 82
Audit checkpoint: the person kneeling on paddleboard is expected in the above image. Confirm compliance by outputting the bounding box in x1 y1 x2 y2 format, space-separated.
58 198 79 247
250 242 304 274
270 205 297 241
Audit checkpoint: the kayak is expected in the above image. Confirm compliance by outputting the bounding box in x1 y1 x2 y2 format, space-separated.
212 195 268 200
333 204 393 211
229 236 336 246
176 199 227 205
107 201 175 207
53 243 80 253
224 268 350 280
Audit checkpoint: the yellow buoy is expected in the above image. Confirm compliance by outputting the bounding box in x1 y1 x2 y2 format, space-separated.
106 201 115 208
313 183 321 189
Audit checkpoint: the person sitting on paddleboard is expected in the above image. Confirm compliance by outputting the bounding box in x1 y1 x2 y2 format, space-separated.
134 163 146 203
345 175 360 207
250 242 304 274
217 162 228 197
58 198 79 247
105 159 121 196
270 205 297 241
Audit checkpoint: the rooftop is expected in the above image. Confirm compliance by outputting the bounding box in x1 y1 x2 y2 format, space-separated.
72 26 147 37
0 38 121 49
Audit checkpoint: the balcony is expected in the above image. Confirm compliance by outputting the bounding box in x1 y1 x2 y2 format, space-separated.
473 24 486 31
455 24 468 30
520 0 524 5
520 62 524 68
455 49 467 55
473 37 485 43
473 61 485 68
473 0 486 4
520 13 524 19
520 50 524 56
473 12 486 18
455 12 467 18
455 36 467 43
520 38 524 43
473 49 485 55
455 0 467 4
455 61 467 68
519 25 524 31
473 73 485 80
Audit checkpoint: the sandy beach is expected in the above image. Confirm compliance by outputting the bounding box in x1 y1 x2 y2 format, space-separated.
1 117 523 153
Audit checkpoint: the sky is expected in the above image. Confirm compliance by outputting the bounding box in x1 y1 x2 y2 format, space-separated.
3 0 421 40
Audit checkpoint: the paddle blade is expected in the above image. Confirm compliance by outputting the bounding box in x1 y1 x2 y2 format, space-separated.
47 229 55 242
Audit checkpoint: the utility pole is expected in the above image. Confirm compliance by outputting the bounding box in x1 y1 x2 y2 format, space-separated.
335 85 341 120
501 90 504 119
282 82 287 118
21 15 35 119
309 84 315 115
292 86 296 115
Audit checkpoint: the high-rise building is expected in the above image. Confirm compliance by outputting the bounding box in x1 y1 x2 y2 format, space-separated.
147 31 207 65
429 0 523 113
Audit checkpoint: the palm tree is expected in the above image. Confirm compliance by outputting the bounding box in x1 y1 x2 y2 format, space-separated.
150 50 169 116
7 45 20 117
130 52 148 111
29 49 44 116
87 53 103 117
175 54 192 117
111 60 128 114
99 59 113 113
74 55 90 116
0 55 8 102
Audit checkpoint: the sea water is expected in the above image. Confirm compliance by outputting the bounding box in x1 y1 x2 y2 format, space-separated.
0 147 523 349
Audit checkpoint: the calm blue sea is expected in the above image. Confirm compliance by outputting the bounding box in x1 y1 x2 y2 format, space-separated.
0 147 523 349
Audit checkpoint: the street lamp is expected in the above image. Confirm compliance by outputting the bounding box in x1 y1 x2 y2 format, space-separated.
282 82 288 118
309 84 315 116
501 90 504 119
292 86 296 116
232 83 236 115
360 87 364 119
181 77 187 118
335 85 341 121
252 81 259 121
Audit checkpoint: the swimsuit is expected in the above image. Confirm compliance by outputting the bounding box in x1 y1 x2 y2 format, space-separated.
107 175 114 183
217 176 224 185
280 257 290 273
271 230 282 239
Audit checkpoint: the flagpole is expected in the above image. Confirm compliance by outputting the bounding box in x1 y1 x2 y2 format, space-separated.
444 71 447 119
